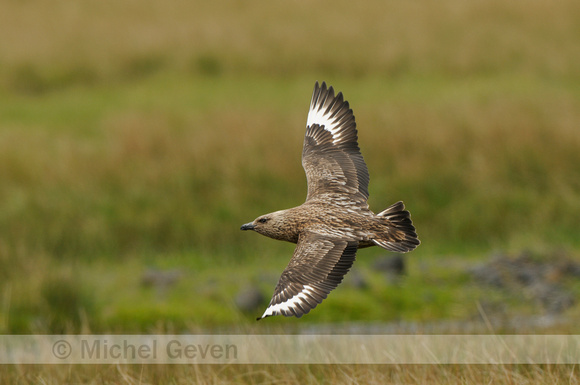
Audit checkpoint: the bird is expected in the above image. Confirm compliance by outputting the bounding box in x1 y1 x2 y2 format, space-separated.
241 81 420 320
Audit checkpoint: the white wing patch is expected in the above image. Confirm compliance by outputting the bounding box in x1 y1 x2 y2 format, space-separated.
259 284 317 319
307 102 347 145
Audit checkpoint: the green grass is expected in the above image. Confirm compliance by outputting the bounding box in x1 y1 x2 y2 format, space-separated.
1 74 579 262
2 363 580 384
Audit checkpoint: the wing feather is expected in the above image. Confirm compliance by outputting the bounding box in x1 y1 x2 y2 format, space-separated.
302 81 370 203
258 232 358 319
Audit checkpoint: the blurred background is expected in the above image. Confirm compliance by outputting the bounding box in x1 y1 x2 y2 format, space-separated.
1 0 579 334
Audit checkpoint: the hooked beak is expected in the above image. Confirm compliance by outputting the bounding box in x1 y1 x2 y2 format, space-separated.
240 222 255 231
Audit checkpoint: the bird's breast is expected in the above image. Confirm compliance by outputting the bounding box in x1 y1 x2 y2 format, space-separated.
291 202 374 242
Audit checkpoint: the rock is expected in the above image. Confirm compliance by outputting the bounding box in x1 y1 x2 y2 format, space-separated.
527 282 575 315
345 270 368 289
469 251 577 314
235 286 265 312
470 263 504 288
373 254 406 276
141 268 182 288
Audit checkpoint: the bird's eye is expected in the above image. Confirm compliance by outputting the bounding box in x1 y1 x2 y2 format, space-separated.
258 218 269 223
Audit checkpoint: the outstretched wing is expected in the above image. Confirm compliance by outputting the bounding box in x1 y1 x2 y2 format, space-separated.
258 232 358 319
302 81 370 203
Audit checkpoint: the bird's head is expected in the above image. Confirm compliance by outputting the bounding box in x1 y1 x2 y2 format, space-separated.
240 210 297 242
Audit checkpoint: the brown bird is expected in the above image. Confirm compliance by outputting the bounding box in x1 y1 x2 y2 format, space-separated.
241 81 420 319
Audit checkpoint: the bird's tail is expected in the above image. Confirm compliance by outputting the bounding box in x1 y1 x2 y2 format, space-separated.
372 201 420 252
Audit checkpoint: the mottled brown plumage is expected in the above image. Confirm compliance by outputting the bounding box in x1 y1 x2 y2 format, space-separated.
241 82 420 319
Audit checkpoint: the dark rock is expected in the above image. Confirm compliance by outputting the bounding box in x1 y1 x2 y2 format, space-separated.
527 282 575 315
141 268 182 288
373 254 406 275
235 286 265 312
470 263 505 288
345 270 368 289
469 251 578 314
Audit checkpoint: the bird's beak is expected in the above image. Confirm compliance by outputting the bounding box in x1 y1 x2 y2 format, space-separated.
240 222 255 231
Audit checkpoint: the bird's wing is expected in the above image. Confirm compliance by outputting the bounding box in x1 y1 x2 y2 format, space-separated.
302 81 370 203
258 232 358 319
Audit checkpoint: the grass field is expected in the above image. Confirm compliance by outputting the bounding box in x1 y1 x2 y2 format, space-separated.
2 363 580 384
1 0 580 382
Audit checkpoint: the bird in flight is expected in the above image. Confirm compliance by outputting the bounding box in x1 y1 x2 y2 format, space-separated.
241 81 420 319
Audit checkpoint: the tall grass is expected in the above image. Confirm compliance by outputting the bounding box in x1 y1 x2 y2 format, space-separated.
1 364 579 384
1 76 578 264
1 0 579 87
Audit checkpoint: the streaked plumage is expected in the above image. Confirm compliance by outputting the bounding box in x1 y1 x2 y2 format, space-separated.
241 82 420 319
